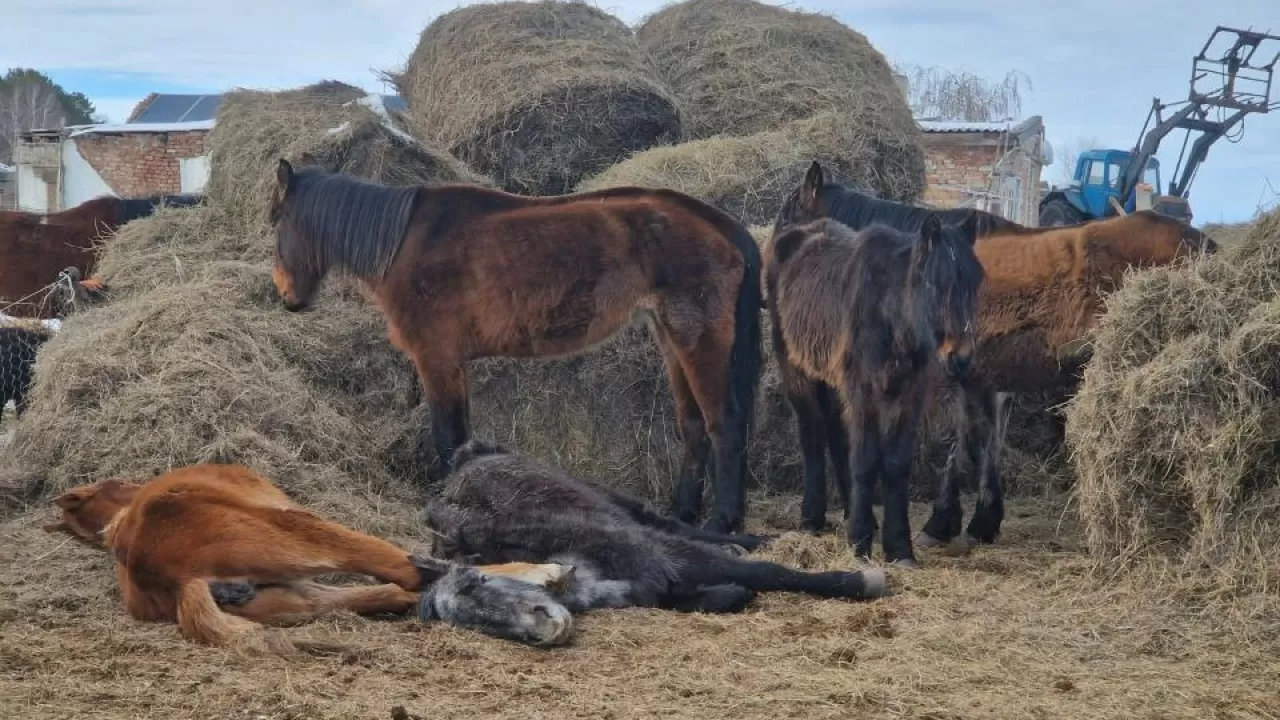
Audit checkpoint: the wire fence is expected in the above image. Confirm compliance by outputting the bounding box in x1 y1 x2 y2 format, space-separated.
0 271 80 435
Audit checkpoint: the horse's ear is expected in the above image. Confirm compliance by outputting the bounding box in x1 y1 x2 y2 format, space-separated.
53 490 85 511
276 158 294 194
800 161 824 210
920 212 942 251
962 210 981 245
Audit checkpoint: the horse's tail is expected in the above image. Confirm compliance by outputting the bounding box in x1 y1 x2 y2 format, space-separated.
450 439 510 470
719 217 764 478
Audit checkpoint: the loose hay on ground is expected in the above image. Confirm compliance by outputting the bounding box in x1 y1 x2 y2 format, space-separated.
1066 208 1280 593
392 0 681 196
3 495 1277 719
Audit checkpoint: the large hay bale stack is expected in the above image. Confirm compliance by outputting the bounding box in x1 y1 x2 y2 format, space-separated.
579 112 925 225
1065 208 1280 590
635 0 924 202
0 82 488 533
394 0 682 196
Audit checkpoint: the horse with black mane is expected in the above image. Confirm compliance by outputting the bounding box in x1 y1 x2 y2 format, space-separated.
0 193 205 318
423 439 887 614
774 161 1216 550
763 197 985 567
268 159 762 535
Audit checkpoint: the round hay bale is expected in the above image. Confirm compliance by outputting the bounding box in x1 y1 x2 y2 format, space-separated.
205 80 489 241
578 111 925 224
394 0 682 196
1065 208 1280 591
637 0 920 149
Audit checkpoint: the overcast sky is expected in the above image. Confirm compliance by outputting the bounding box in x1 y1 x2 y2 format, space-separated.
4 0 1278 223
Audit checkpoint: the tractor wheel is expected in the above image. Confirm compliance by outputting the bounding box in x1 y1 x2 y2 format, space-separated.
1039 197 1085 227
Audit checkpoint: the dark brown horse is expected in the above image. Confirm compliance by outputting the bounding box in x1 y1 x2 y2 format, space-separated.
763 206 984 567
0 193 205 318
268 160 762 534
775 161 1216 549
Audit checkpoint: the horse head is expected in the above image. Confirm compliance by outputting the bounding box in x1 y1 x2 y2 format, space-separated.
44 477 143 547
914 211 984 380
417 562 575 647
269 158 322 312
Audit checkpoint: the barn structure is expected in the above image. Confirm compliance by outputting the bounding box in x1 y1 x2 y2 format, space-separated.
10 93 406 213
917 116 1052 227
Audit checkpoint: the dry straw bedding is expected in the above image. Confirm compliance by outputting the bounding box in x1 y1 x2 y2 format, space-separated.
1066 207 1280 593
2 496 1277 719
393 0 682 196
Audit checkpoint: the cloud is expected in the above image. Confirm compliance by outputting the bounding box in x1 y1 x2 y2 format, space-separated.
3 0 1276 222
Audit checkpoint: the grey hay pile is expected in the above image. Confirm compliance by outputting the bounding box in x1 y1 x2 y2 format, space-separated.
579 111 926 225
637 0 918 142
392 0 682 196
579 0 926 221
1065 207 1280 592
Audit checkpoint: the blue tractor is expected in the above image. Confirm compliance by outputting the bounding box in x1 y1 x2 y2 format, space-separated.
1039 26 1280 227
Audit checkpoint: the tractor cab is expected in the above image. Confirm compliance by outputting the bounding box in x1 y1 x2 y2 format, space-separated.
1041 150 1191 226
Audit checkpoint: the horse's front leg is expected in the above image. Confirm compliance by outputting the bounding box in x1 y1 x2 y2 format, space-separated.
845 405 881 561
414 357 472 483
920 389 972 547
879 390 926 568
966 391 1007 545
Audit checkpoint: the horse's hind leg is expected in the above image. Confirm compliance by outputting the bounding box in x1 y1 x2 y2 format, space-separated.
413 356 472 482
651 322 712 526
817 382 854 518
655 312 747 535
223 581 419 626
782 366 832 533
966 391 1007 545
186 509 436 591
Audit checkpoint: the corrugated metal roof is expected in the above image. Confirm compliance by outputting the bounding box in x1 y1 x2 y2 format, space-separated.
130 94 224 123
71 120 216 137
128 92 407 124
917 120 1015 133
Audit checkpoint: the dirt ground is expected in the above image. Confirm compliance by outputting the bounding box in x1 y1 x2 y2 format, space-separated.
2 489 1277 720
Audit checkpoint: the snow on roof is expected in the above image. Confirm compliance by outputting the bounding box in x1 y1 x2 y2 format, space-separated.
69 120 216 137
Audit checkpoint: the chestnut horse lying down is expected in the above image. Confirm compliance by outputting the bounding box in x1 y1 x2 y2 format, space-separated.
424 440 888 617
44 464 584 651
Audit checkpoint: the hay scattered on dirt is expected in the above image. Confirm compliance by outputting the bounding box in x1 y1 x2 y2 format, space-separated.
3 494 1277 719
392 0 681 196
638 0 921 153
1066 208 1280 592
579 112 925 225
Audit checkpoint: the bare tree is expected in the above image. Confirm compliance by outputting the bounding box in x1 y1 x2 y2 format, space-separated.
0 74 70 163
1055 136 1102 183
895 65 1032 123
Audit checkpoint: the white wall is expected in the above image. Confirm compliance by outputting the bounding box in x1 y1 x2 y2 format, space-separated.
61 139 115 208
16 164 49 212
179 154 210 193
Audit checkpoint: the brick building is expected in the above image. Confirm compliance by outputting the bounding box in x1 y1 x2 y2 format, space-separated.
12 94 220 212
917 116 1052 227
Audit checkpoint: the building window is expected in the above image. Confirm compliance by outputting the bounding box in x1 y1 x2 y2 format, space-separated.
1001 175 1023 223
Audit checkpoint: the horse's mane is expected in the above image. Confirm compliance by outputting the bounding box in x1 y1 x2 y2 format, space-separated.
778 181 1021 236
114 194 205 225
284 168 421 279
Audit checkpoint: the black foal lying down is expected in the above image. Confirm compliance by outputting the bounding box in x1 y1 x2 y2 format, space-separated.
423 440 888 616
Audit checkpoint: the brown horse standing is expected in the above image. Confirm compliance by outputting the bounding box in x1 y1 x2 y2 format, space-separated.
0 193 204 318
774 162 1216 547
268 160 762 534
764 209 984 567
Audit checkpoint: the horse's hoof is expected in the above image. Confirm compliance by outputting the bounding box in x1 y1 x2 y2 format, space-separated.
860 567 888 598
942 536 973 557
915 532 947 548
890 558 921 571
967 532 998 546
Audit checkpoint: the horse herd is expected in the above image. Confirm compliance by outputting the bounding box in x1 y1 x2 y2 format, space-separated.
17 155 1216 652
